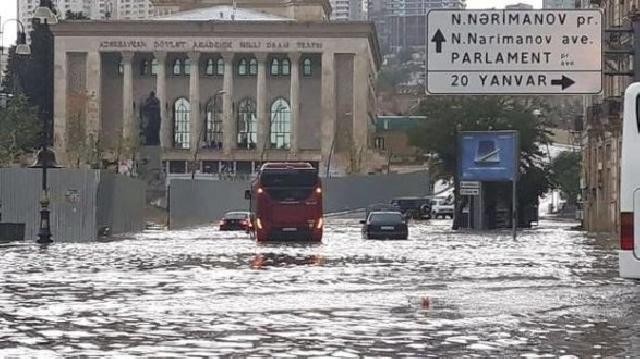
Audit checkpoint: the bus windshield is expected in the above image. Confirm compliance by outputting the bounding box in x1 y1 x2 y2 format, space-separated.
260 170 318 188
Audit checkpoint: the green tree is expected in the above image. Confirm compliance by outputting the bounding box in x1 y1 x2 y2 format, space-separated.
550 151 581 206
0 94 41 166
409 96 552 229
2 7 55 144
377 66 410 92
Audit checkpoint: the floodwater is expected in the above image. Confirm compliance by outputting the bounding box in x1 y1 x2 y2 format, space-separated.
1 218 639 357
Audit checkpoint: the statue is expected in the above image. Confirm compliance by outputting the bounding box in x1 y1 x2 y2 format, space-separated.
141 91 161 146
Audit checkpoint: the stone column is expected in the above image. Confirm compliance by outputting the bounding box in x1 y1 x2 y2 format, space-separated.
222 52 235 155
154 51 170 150
188 51 201 153
352 52 369 157
289 52 301 153
85 51 101 145
53 49 68 163
256 53 268 153
320 52 336 175
121 51 135 148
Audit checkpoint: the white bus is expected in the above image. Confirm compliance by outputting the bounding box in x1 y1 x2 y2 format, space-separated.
619 83 640 278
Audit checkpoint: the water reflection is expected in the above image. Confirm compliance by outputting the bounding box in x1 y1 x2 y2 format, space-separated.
250 253 325 269
0 219 638 356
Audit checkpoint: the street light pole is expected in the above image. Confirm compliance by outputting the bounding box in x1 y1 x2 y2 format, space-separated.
29 0 59 244
191 90 225 180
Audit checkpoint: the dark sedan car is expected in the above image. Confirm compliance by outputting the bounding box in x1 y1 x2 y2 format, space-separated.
360 212 408 240
219 212 251 231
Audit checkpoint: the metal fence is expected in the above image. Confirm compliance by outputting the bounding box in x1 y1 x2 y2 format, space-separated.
168 171 430 229
324 171 430 213
0 169 145 241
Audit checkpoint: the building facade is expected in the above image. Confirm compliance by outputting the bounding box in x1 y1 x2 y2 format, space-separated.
542 0 579 8
18 0 155 41
0 46 8 89
581 0 637 233
367 0 465 53
51 0 382 178
329 0 364 20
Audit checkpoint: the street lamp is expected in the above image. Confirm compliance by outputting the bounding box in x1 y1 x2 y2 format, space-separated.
30 146 59 244
34 0 59 25
1 19 31 64
191 90 225 180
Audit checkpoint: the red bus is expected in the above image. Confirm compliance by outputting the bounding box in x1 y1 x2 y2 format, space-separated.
245 163 323 242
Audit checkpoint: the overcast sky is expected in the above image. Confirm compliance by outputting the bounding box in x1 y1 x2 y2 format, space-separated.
1 0 19 47
0 0 542 47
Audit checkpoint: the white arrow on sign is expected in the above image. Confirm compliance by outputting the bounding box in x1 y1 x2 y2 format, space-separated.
461 188 480 196
426 9 602 95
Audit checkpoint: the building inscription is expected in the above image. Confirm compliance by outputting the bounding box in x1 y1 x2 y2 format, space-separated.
99 39 323 51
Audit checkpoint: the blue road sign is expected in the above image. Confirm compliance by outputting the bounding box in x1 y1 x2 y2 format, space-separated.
458 131 518 182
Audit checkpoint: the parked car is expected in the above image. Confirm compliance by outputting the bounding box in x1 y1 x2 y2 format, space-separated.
365 203 401 220
219 212 252 231
390 196 431 219
360 211 408 240
431 198 454 219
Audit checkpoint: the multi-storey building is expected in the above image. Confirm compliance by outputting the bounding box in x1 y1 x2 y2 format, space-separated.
367 0 465 53
329 0 364 20
543 0 579 8
581 0 637 233
18 0 155 41
51 0 383 179
0 46 8 89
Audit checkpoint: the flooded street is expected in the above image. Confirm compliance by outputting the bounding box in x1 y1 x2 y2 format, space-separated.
1 218 639 357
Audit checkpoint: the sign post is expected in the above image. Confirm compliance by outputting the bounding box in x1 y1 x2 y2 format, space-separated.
426 9 602 95
458 131 519 238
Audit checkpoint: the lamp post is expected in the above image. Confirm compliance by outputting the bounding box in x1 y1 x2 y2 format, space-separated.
1 19 31 94
33 0 59 25
191 90 225 180
30 144 58 244
28 1 59 244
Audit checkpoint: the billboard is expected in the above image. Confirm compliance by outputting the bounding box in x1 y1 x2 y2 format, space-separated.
458 131 518 182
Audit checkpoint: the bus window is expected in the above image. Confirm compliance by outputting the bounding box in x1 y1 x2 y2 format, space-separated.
636 94 640 132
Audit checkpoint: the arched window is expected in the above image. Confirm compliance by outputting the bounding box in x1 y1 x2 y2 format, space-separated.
140 59 150 76
237 58 248 76
205 97 223 150
151 58 159 76
281 58 290 76
249 57 258 75
184 58 191 75
173 58 182 75
270 98 291 150
270 58 280 76
205 58 215 76
216 58 225 76
236 98 257 149
173 97 191 149
303 58 312 77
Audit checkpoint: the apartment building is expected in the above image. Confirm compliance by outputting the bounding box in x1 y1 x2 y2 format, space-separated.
368 0 465 52
329 0 364 20
581 0 637 233
18 0 155 41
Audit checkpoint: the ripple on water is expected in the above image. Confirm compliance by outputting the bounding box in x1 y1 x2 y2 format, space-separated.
0 219 634 356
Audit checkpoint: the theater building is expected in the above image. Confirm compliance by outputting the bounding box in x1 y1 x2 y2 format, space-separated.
51 0 382 178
